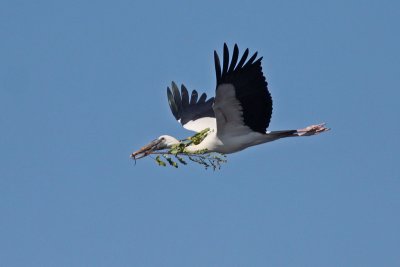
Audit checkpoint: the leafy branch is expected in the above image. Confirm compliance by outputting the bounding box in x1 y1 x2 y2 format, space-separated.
149 128 227 170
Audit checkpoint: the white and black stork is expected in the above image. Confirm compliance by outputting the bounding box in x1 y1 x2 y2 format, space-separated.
132 43 329 158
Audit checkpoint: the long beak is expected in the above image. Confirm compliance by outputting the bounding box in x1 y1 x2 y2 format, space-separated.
130 139 162 160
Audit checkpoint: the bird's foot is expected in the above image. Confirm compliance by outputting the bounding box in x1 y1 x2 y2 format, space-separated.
297 123 330 136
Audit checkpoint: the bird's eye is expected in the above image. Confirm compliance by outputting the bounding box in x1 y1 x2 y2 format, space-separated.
161 137 166 141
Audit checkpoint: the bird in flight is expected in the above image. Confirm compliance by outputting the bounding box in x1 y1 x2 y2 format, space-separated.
132 43 329 159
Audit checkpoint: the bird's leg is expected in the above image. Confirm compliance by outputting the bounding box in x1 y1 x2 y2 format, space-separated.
267 123 330 140
296 123 330 136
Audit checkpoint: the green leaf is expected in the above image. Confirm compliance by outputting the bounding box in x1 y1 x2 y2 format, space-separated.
188 128 210 145
169 148 180 155
163 155 178 168
155 156 166 167
174 155 187 165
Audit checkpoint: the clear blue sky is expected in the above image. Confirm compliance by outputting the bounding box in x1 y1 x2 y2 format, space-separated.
1 0 399 266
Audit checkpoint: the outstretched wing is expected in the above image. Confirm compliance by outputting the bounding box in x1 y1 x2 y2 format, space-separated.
213 43 273 135
167 82 216 132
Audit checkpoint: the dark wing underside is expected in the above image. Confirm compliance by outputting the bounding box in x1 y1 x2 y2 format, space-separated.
167 82 215 130
214 43 273 134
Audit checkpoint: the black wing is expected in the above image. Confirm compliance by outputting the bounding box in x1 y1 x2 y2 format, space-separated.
167 82 215 131
214 43 273 134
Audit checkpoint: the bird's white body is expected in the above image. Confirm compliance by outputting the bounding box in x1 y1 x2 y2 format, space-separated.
169 83 284 154
187 130 277 154
162 129 289 154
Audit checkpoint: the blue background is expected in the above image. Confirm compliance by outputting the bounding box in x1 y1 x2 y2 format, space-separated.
1 0 399 266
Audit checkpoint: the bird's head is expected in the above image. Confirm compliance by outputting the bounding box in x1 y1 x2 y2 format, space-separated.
156 135 181 149
131 135 180 160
